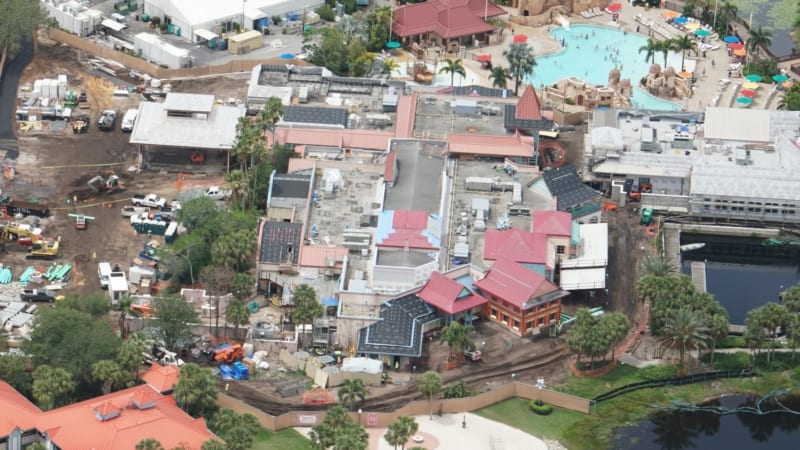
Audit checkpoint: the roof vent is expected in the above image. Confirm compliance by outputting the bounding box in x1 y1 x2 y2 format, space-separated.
93 402 121 421
130 389 159 410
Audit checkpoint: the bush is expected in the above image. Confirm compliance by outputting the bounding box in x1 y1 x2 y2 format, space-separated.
443 380 472 399
638 364 677 381
703 351 751 371
272 15 283 26
716 336 747 349
529 399 553 415
316 6 336 22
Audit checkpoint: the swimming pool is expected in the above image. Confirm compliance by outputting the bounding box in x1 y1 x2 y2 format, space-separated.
527 24 682 110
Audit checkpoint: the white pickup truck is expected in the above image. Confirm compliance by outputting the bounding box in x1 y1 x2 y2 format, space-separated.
132 194 167 209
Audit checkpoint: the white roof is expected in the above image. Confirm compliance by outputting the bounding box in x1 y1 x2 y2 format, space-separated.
591 126 624 150
109 274 129 291
704 107 771 142
560 223 607 290
101 19 126 32
148 0 272 27
559 267 607 290
163 93 214 113
341 357 383 374
130 101 244 149
194 28 218 41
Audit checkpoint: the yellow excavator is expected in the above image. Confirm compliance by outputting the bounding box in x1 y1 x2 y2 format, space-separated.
0 222 42 243
27 238 60 260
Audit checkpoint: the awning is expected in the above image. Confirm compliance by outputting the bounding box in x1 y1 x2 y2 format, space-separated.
101 19 126 33
321 297 339 307
194 28 219 41
476 54 492 62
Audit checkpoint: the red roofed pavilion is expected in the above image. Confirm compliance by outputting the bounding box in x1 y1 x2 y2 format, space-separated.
516 84 543 121
392 0 506 48
417 272 488 323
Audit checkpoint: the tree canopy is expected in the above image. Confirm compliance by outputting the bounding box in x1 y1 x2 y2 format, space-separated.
291 284 323 326
309 405 368 450
418 371 442 420
209 409 259 450
32 365 74 410
174 363 218 417
0 0 44 55
153 296 199 351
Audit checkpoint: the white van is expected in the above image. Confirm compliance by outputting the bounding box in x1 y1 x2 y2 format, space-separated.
98 262 112 289
121 108 138 132
111 13 129 28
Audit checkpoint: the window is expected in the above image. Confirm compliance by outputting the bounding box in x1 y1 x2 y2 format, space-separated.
527 321 533 330
502 314 508 323
491 308 497 319
514 319 520 329
549 312 556 322
556 245 566 254
537 316 544 325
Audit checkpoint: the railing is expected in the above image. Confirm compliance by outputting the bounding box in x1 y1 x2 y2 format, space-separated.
592 369 753 404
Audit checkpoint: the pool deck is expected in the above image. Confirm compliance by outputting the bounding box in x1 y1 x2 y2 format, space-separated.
400 4 790 112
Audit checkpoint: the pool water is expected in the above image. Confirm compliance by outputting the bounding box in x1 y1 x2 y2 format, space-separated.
527 24 682 110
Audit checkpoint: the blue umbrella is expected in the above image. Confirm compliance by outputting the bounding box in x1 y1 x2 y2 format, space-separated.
280 53 295 59
745 74 762 82
724 36 740 43
694 29 711 37
736 96 752 104
386 41 401 49
772 74 789 83
673 17 688 24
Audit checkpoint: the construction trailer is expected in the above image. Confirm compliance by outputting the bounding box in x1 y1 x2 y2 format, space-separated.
228 30 264 55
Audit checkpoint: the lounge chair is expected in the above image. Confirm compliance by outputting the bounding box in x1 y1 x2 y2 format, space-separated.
594 7 602 16
581 10 590 18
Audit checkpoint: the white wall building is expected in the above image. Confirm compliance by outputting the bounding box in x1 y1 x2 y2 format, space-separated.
41 0 104 37
144 0 325 43
134 33 191 69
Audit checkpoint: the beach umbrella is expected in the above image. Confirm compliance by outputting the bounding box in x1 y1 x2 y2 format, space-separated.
684 23 700 31
677 71 693 79
724 36 740 43
743 82 759 90
772 74 789 83
663 11 680 19
673 17 688 24
783 81 793 89
386 41 401 49
733 48 747 57
280 53 295 59
513 34 528 44
607 2 622 13
736 97 752 104
739 89 756 98
727 43 744 50
745 74 761 82
694 29 711 37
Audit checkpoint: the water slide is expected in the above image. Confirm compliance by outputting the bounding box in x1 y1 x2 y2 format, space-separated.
555 13 570 30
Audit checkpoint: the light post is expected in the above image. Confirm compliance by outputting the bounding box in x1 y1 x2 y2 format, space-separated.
242 0 247 31
301 4 308 35
357 408 363 426
536 377 546 404
712 0 718 34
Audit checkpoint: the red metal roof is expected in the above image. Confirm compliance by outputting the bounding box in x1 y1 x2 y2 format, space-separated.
393 0 505 39
516 85 543 120
448 133 535 158
474 259 559 308
0 381 41 435
0 383 220 450
532 210 572 237
395 93 417 138
378 210 439 250
417 272 488 314
270 128 393 151
384 151 397 183
483 229 549 265
141 364 180 394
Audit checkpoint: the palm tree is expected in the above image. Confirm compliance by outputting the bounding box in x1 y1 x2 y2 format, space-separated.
135 439 164 450
440 322 473 361
173 363 218 417
32 365 74 410
418 371 442 420
719 1 738 35
746 26 772 63
659 309 710 366
641 253 677 277
384 423 405 450
671 35 696 71
705 312 729 364
395 415 418 450
601 313 630 361
224 169 248 205
91 359 124 394
291 283 323 328
488 66 511 89
225 299 251 339
338 378 367 410
503 43 537 95
639 38 659 64
658 39 672 67
438 58 466 87
117 333 149 380
383 58 400 75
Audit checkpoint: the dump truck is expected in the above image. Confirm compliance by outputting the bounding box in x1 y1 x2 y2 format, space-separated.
27 238 60 260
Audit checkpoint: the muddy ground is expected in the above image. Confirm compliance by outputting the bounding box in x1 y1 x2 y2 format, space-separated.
7 37 651 414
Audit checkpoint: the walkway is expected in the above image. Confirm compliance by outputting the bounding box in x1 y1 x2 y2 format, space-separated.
0 39 33 160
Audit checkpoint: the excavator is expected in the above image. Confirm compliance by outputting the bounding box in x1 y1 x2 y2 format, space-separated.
27 237 60 260
628 182 652 201
207 343 245 364
0 221 42 243
87 174 123 194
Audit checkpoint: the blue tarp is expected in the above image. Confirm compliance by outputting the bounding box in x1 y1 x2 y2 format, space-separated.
322 297 339 306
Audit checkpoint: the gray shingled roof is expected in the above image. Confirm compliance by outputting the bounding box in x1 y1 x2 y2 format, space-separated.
259 221 302 264
439 85 512 98
542 164 601 211
282 106 348 127
356 295 438 357
503 105 553 131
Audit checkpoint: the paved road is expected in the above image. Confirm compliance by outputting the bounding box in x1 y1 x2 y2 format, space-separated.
0 39 34 160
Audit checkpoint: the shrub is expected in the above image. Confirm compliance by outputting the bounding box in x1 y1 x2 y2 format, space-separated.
316 6 336 22
703 352 751 371
529 399 553 415
716 336 747 349
443 380 472 399
272 15 283 26
638 364 677 381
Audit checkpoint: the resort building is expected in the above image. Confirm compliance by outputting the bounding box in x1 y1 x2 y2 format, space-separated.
391 0 506 50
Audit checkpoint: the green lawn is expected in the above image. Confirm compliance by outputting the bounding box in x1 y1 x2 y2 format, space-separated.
476 398 585 442
559 364 644 398
251 428 312 450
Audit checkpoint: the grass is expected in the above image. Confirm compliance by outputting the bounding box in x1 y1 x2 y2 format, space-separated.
475 365 797 450
251 428 312 450
476 398 585 442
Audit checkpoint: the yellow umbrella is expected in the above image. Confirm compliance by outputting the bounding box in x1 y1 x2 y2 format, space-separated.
733 48 747 57
662 10 680 19
743 82 759 90
677 71 693 79
684 23 700 31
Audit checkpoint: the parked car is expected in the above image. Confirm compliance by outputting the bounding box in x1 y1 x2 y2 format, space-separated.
131 194 167 209
98 110 116 131
20 289 57 303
